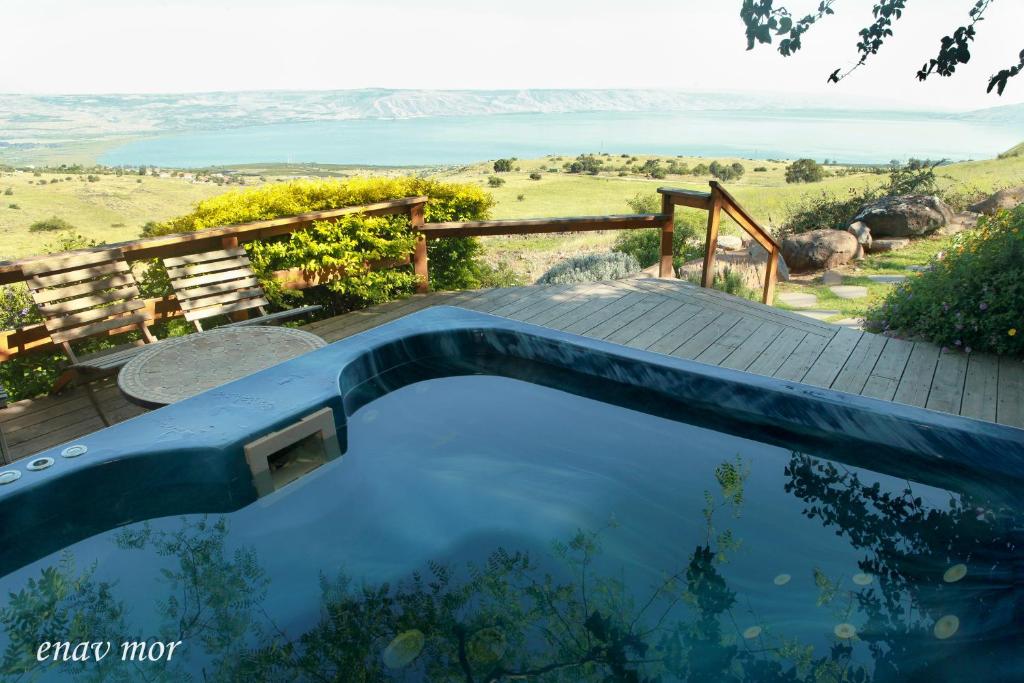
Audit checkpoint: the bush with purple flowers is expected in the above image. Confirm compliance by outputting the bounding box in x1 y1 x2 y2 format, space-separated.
865 205 1024 355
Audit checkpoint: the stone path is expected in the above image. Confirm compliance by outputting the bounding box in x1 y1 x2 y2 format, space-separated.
867 275 907 284
778 292 818 308
830 285 869 300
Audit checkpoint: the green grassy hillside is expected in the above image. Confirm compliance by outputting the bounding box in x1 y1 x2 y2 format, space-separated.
1 153 1021 273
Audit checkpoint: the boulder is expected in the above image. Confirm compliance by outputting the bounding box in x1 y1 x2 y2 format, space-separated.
853 195 954 237
847 221 872 250
781 229 860 272
716 235 744 251
870 238 911 253
968 186 1024 215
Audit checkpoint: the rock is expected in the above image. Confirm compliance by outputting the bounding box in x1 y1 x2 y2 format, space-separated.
870 238 911 253
677 244 789 293
778 292 818 309
968 186 1024 215
867 274 907 284
822 270 844 286
853 195 954 237
747 242 790 282
847 221 872 250
830 285 869 300
717 235 744 251
781 229 860 272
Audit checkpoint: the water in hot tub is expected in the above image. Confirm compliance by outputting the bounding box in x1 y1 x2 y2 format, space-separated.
0 375 1020 682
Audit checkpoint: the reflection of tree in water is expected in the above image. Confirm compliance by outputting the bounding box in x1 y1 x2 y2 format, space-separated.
4 452 1013 682
783 453 1021 682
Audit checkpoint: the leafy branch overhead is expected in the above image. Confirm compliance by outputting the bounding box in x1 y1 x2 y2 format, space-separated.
739 0 1023 94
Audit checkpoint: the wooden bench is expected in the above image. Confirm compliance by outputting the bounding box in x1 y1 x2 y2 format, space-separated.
23 248 159 425
164 247 321 332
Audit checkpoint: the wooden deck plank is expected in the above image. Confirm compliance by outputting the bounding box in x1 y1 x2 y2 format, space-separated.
996 356 1024 428
893 343 941 409
532 284 625 328
860 337 914 402
582 294 664 340
926 349 969 416
563 292 657 336
773 332 833 383
646 307 721 355
745 326 808 377
603 299 686 345
621 303 702 350
693 315 761 366
719 321 784 372
670 311 743 360
802 328 864 389
960 353 1000 423
831 332 888 395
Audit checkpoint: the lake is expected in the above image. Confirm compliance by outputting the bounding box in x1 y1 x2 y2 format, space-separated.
99 109 1021 167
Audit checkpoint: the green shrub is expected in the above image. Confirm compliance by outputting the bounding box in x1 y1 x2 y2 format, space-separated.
147 177 494 293
865 206 1024 355
709 161 745 181
684 268 759 300
493 158 513 173
781 187 880 236
615 194 705 269
528 172 542 181
487 176 505 187
785 159 825 184
537 252 640 285
3 187 13 196
8 204 18 210
29 216 76 232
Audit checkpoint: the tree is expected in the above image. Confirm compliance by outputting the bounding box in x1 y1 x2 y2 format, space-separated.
493 158 513 173
785 158 825 183
739 0 1023 95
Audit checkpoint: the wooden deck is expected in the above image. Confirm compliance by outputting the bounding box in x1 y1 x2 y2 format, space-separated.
4 278 1023 463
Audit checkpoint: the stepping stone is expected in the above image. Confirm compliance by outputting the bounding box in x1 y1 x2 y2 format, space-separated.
778 292 818 309
822 270 844 286
830 285 869 300
871 238 911 252
867 274 907 284
906 265 929 272
795 309 841 321
834 318 864 330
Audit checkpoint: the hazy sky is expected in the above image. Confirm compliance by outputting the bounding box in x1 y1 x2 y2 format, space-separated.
3 0 1023 109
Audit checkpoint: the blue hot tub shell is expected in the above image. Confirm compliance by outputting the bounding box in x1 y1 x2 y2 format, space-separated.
0 305 1021 575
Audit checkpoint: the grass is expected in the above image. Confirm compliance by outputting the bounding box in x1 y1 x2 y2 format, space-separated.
774 236 951 322
0 173 244 259
1 149 1021 289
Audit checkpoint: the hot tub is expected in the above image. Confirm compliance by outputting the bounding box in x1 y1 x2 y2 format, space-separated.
0 306 1021 681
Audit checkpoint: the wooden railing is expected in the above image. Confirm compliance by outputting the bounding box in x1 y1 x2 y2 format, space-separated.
0 197 426 360
657 181 782 305
413 181 782 305
0 183 780 361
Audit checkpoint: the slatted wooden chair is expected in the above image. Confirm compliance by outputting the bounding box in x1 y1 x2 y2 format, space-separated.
23 248 158 425
163 246 320 332
0 386 10 465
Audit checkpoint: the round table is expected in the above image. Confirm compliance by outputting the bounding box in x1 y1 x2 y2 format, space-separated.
118 326 327 408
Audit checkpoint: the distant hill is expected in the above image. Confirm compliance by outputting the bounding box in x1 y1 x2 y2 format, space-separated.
1 88 1021 158
1000 141 1024 158
961 102 1024 126
0 88 967 146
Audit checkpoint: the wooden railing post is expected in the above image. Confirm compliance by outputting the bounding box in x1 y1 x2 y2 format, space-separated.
410 203 429 294
659 193 675 278
762 248 779 305
701 186 722 289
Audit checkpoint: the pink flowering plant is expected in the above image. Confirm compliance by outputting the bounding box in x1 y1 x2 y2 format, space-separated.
865 204 1024 356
